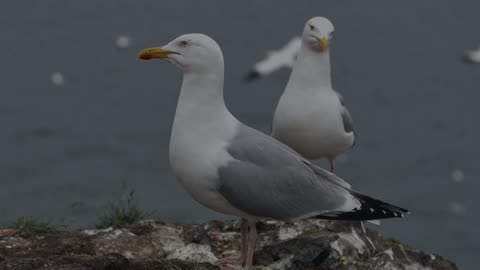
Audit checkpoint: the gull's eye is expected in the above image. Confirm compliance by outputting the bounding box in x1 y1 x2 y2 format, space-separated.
329 32 334 39
309 25 315 31
179 40 189 47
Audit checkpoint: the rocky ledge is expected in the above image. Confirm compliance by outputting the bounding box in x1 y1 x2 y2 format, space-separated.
0 219 456 270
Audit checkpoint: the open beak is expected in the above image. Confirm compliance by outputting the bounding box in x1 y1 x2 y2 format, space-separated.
315 37 329 52
137 47 177 60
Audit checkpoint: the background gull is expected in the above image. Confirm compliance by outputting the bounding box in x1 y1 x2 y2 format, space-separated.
115 35 132 49
244 37 301 81
463 45 480 63
272 17 355 172
50 72 65 86
137 33 408 270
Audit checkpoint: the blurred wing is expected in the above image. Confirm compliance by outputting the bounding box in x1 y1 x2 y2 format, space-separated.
244 37 301 81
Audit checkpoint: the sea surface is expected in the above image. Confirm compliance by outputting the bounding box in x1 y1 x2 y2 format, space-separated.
0 1 479 269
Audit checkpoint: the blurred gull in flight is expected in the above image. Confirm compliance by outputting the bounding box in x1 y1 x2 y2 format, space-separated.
272 17 354 172
463 45 480 63
138 33 408 270
116 35 132 49
447 201 466 216
450 169 464 183
50 72 65 86
244 37 301 81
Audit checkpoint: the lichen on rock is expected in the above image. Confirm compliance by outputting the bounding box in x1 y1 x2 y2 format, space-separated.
0 219 457 270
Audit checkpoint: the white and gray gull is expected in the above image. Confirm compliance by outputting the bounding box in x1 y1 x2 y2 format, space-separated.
137 33 408 270
272 17 354 172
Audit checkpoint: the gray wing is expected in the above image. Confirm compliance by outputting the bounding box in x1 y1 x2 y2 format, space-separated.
303 161 351 189
217 125 356 221
336 92 355 134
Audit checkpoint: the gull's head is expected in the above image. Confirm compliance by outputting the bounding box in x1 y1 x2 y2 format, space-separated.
137 33 223 73
302 17 334 52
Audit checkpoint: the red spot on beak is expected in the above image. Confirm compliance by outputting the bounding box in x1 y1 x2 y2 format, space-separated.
139 53 153 60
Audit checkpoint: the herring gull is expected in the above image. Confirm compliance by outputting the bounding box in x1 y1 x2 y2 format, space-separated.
272 17 354 172
137 33 408 270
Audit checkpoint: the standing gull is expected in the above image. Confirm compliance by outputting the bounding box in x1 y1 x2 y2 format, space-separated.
244 37 301 81
272 17 354 172
137 33 408 270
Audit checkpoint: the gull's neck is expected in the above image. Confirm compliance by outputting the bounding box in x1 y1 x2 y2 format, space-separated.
171 68 237 145
177 71 227 118
286 43 332 91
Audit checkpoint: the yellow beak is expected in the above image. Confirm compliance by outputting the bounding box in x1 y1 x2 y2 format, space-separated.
137 47 177 60
315 37 329 52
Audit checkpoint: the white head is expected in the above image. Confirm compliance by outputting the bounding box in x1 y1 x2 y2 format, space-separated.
137 33 224 73
301 17 335 53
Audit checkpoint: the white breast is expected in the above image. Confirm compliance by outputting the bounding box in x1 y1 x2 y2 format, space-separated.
169 113 248 217
272 89 354 159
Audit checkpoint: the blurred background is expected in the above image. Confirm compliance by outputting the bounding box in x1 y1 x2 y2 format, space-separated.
0 0 478 269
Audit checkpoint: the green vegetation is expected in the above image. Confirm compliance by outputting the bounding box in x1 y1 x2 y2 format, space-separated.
96 189 147 229
8 217 58 233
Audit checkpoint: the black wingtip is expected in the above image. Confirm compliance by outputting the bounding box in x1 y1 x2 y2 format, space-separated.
243 70 261 82
315 192 409 221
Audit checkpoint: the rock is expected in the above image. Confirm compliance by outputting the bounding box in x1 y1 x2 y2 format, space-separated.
168 243 218 262
94 228 165 259
0 219 457 270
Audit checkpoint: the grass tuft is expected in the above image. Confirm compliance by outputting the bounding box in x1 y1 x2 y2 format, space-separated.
96 189 147 229
9 217 57 233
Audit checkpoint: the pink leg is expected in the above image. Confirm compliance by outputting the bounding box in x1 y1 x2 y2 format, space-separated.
245 221 258 270
212 218 248 266
239 218 248 264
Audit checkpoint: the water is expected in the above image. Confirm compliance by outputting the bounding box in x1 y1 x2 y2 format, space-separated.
1 0 479 268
